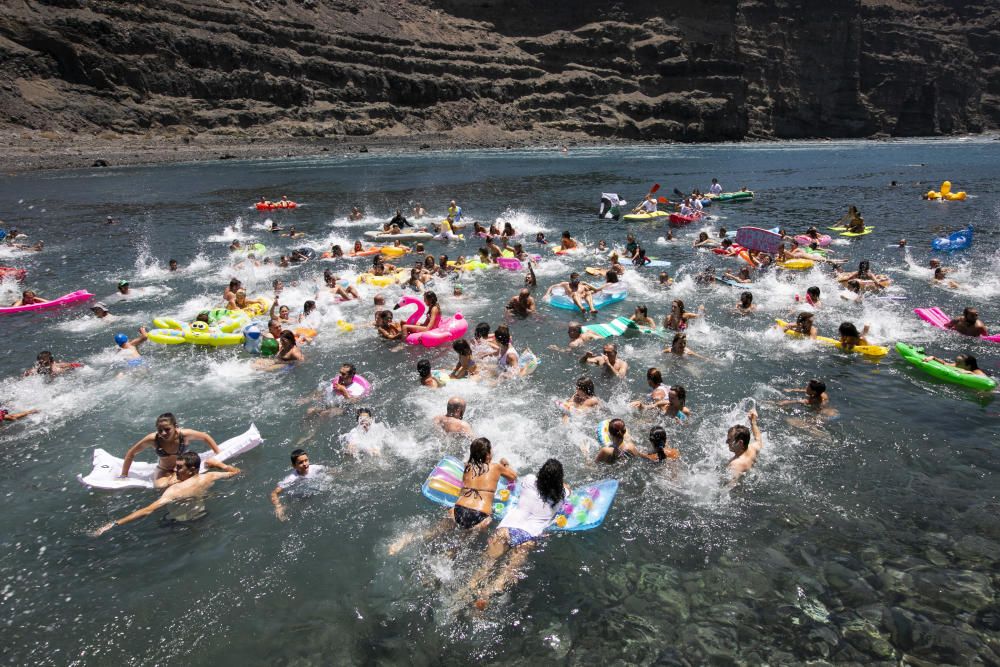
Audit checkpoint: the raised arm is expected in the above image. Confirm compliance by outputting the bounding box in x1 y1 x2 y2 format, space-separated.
496 458 518 481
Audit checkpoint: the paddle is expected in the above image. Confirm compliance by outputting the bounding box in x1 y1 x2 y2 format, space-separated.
632 183 660 213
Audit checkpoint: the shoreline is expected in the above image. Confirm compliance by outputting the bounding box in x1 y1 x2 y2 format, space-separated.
2 129 997 175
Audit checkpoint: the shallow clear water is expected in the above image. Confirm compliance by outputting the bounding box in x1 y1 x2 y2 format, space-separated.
1 140 998 665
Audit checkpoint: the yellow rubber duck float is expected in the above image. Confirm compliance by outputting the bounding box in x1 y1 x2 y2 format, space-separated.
924 181 967 201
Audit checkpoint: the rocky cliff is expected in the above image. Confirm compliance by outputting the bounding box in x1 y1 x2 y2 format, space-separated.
0 0 997 144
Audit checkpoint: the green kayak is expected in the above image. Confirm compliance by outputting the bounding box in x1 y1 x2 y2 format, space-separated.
895 342 996 391
708 191 754 202
622 211 669 222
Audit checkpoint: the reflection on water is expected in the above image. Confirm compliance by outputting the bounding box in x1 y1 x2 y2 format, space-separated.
0 140 998 664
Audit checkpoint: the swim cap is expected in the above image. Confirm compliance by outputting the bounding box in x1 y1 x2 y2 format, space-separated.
114 333 128 346
118 280 129 287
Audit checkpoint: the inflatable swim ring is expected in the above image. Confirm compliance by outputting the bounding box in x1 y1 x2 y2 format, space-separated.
154 309 249 333
397 294 469 347
596 419 629 447
357 269 407 287
331 373 371 399
234 298 272 317
931 226 972 252
256 201 297 210
777 259 814 270
549 287 627 311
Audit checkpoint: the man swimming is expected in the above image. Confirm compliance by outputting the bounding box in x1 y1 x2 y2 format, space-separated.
270 449 333 521
434 397 474 436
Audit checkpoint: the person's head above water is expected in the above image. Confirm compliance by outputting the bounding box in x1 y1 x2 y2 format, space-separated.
114 333 128 347
963 307 979 323
445 396 466 418
417 358 432 379
117 280 129 293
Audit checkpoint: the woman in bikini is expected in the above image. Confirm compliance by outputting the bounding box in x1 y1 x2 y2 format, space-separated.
401 291 441 337
595 418 639 464
119 413 220 488
450 339 479 379
663 299 699 332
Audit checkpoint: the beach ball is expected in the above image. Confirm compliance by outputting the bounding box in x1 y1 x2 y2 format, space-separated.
554 515 568 528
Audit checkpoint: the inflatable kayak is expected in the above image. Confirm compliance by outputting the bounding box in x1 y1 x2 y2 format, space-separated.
622 211 669 222
0 290 93 315
363 231 433 242
931 225 972 252
669 212 702 225
549 288 627 312
914 307 1000 343
256 201 297 210
895 342 996 391
735 227 783 255
707 191 754 202
78 424 263 490
776 319 889 357
0 267 26 282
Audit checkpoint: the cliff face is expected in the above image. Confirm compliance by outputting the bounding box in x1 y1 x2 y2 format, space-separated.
0 0 997 143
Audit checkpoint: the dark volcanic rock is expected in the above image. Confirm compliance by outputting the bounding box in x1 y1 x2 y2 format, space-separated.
0 0 996 142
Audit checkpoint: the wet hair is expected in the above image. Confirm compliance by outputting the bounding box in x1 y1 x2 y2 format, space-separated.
423 291 438 306
466 437 492 477
796 311 814 325
646 367 662 385
417 359 431 379
290 448 308 465
963 307 978 320
156 413 178 427
279 330 297 346
671 332 687 350
605 271 619 283
956 354 980 371
178 451 201 471
474 322 490 339
838 322 860 338
649 426 668 460
569 272 580 282
740 292 753 307
341 363 356 376
608 418 626 437
568 322 582 337
424 255 435 268
356 407 373 421
303 300 316 315
229 279 242 290
562 230 571 239
697 232 708 242
806 286 820 301
727 424 751 449
195 312 210 323
673 299 685 313
670 385 687 407
494 325 511 346
535 458 566 507
634 305 648 317
807 379 827 395
452 338 472 356
857 260 871 277
576 376 595 396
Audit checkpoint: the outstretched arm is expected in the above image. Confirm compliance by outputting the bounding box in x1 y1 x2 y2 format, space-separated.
120 435 154 477
92 495 171 536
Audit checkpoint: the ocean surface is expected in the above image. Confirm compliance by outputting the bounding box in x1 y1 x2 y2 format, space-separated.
1 140 998 665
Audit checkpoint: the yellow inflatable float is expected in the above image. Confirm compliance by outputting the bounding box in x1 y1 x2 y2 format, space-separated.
925 180 967 201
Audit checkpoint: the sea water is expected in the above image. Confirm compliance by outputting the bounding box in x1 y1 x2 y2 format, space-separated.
0 139 998 664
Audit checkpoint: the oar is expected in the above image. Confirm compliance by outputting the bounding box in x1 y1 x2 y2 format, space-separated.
632 183 660 213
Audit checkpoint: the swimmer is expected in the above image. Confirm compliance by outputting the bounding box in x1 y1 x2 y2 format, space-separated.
92 452 240 536
10 289 47 307
400 291 441 337
119 413 221 488
559 230 578 251
920 353 988 377
796 286 821 308
505 288 536 317
723 266 753 285
630 305 656 328
595 418 639 464
928 258 951 275
284 226 306 239
945 307 989 337
659 271 673 287
404 267 425 292
229 288 269 313
323 270 360 301
639 425 679 462
664 332 707 360
932 267 960 289
269 220 283 234
105 215 117 225
349 206 364 221
558 376 601 414
735 292 756 314
838 322 870 351
223 279 242 304
24 350 82 377
270 449 333 521
255 331 305 369
411 202 426 218
663 299 699 331
693 232 718 248
493 325 521 378
450 339 479 379
629 367 669 412
780 312 818 340
0 406 38 424
433 397 474 436
389 209 413 229
90 302 113 319
375 310 404 342
776 379 835 413
544 272 599 315
168 259 179 271
581 343 628 378
472 322 499 358
417 359 445 388
465 459 568 609
114 327 149 361
726 408 762 489
343 408 384 457
547 322 602 353
388 437 518 555
524 263 537 288
663 385 690 421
